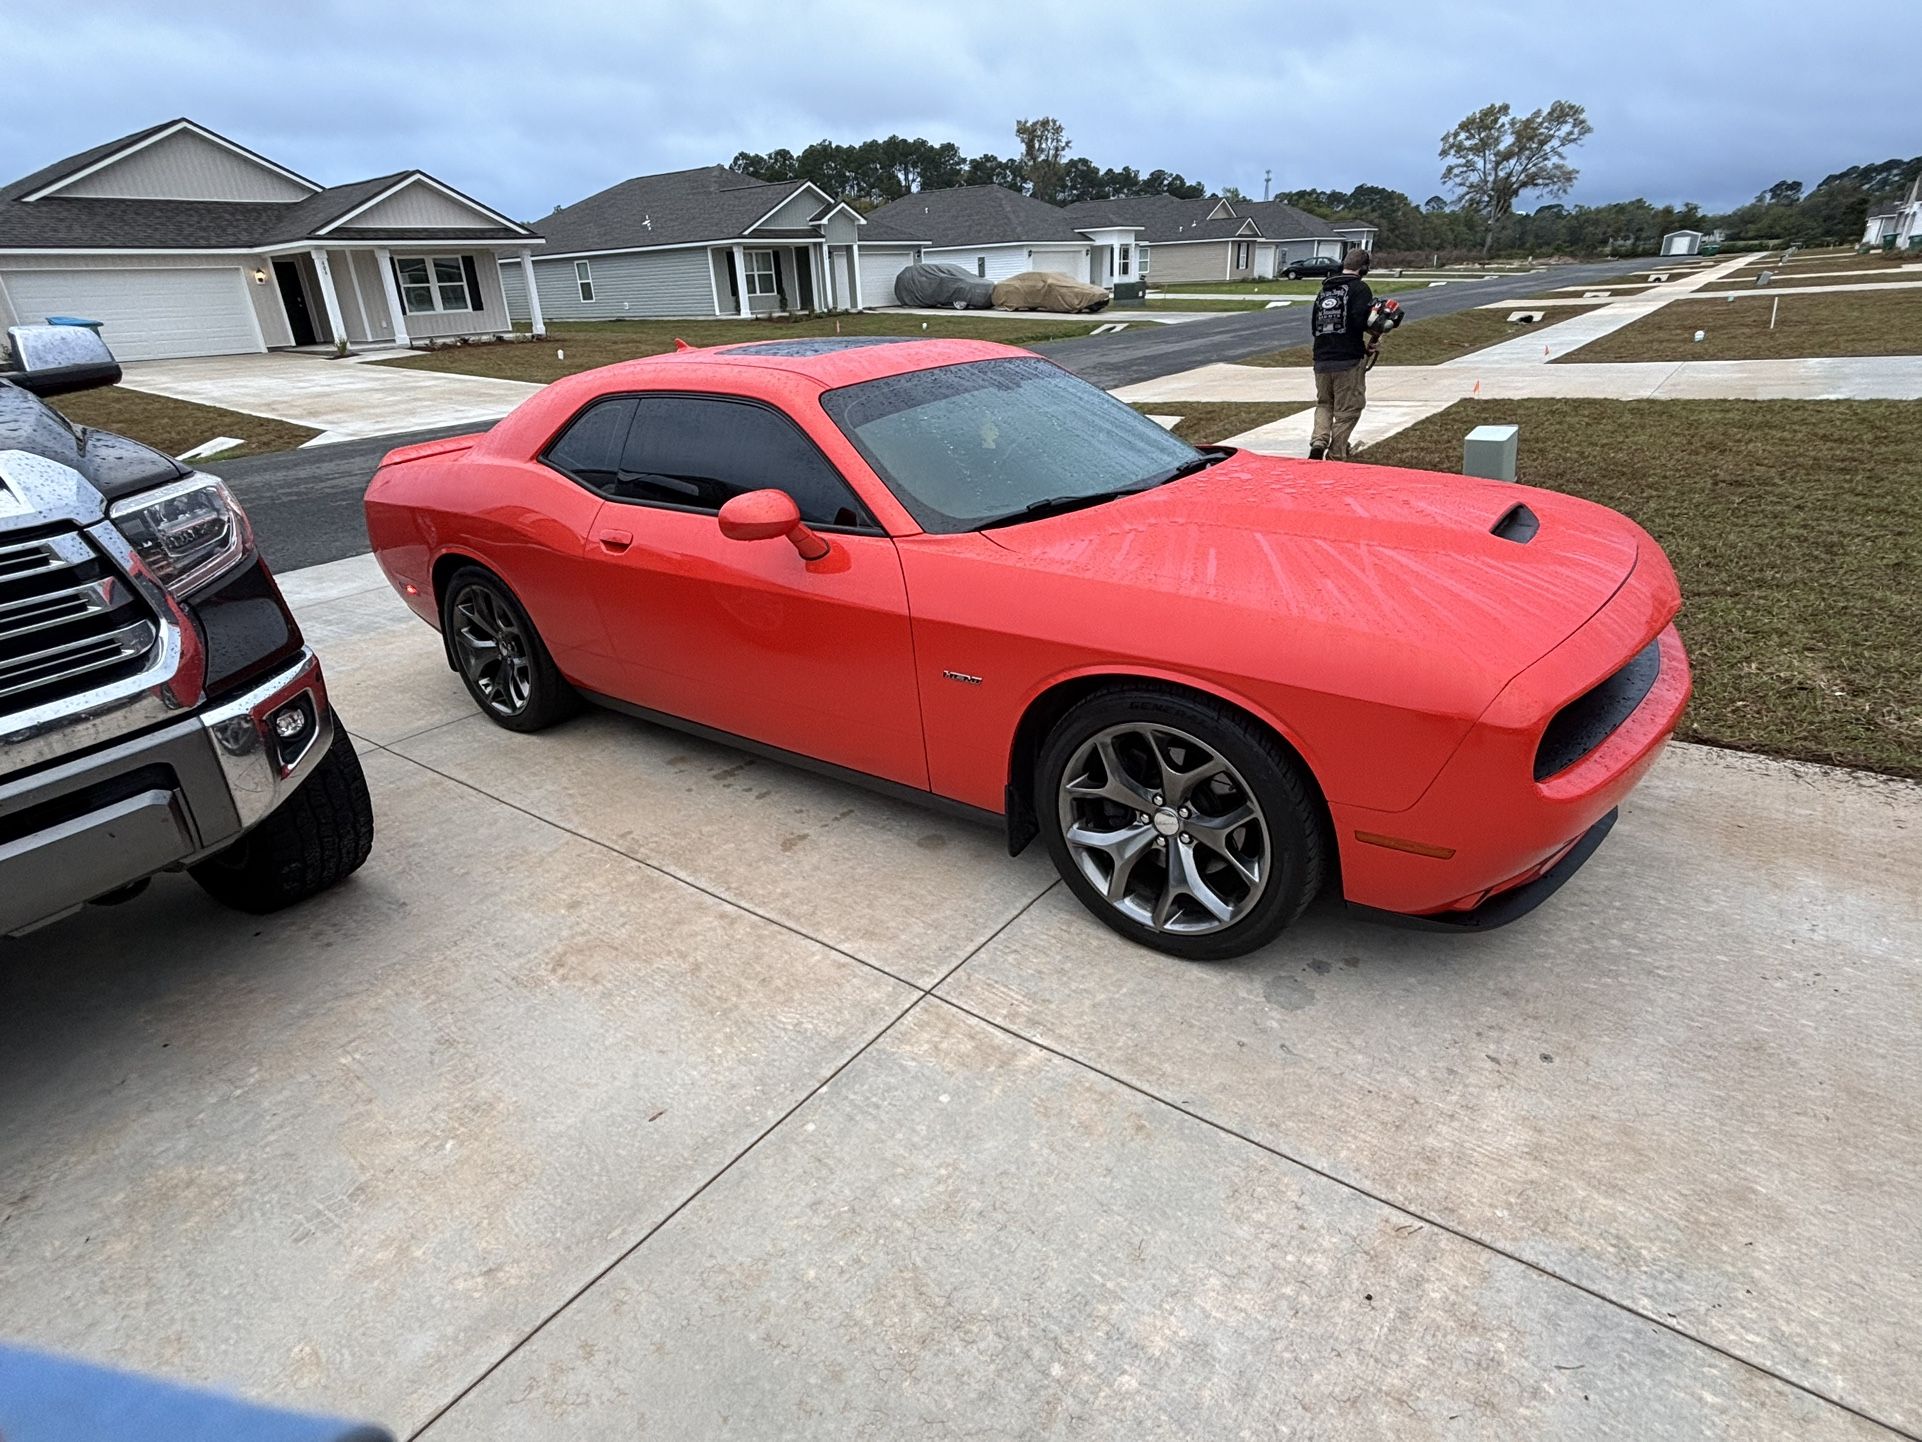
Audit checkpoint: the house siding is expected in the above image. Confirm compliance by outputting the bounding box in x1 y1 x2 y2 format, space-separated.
0 250 290 347
54 128 313 203
528 247 716 321
344 182 505 232
1144 241 1250 283
391 250 512 339
757 188 827 230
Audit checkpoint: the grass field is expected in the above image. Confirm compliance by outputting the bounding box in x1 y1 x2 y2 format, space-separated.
1554 288 1922 362
1359 399 1921 777
1695 270 1922 292
53 386 320 460
380 314 1103 383
1127 402 1310 445
1244 304 1604 367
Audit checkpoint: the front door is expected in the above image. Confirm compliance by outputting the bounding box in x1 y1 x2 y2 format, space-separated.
273 260 317 347
791 251 814 310
543 391 926 787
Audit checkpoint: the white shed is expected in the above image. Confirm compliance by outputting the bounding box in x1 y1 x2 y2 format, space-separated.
1660 230 1703 256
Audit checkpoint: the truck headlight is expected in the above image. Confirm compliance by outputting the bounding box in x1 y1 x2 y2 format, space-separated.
109 475 254 598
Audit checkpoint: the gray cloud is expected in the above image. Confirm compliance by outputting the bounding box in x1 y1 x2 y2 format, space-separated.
5 0 1914 218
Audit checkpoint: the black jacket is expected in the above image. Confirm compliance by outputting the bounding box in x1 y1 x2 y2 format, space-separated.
1311 273 1374 373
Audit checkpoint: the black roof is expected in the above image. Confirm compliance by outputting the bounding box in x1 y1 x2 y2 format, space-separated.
1060 194 1264 244
1239 200 1340 241
867 185 1085 247
0 121 531 251
533 166 830 254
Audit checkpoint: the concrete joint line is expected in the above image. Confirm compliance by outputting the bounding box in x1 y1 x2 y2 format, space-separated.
930 993 1921 1441
405 883 1063 1440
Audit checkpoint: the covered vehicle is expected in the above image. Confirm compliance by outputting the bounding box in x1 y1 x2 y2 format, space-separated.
992 271 1111 313
364 338 1690 961
893 263 996 310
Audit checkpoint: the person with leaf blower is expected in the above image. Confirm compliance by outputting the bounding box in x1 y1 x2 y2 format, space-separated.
1308 247 1377 461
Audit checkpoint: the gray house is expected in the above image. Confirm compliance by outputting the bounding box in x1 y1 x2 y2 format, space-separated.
866 185 1109 287
502 166 926 323
0 118 537 359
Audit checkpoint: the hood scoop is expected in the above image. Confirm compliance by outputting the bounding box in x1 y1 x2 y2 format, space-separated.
1491 502 1540 544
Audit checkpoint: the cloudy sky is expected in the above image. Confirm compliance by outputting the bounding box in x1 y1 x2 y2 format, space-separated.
7 0 1915 218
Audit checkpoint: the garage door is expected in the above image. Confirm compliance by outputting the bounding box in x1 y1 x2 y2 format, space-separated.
0 266 262 361
858 248 916 307
1028 248 1086 280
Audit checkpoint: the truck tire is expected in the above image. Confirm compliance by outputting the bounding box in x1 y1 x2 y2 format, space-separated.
190 731 375 914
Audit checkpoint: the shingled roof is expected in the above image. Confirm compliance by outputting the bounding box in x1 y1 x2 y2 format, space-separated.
866 185 1084 247
0 121 532 251
532 166 817 253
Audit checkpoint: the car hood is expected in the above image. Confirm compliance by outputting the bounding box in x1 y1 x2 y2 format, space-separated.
981 450 1643 694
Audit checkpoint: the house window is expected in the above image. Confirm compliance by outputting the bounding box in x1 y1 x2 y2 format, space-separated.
575 260 594 302
1117 245 1131 277
394 255 474 314
1138 244 1150 275
744 249 778 297
1233 241 1250 269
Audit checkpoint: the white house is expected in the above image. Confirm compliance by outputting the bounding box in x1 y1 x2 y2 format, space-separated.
0 118 537 360
501 165 926 323
1863 176 1922 250
866 185 1111 290
1660 230 1703 256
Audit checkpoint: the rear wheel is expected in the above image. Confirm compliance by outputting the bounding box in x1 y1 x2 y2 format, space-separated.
442 566 580 732
191 732 374 913
1037 687 1324 961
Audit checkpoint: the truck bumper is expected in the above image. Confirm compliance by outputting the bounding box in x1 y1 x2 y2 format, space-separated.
0 650 334 936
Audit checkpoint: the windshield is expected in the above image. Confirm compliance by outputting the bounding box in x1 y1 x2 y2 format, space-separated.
821 357 1205 533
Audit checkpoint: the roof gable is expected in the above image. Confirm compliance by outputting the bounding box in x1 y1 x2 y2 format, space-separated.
533 166 835 254
317 173 526 234
21 119 317 203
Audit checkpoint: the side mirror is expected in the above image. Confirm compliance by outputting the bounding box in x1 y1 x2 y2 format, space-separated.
1 324 122 398
718 489 830 561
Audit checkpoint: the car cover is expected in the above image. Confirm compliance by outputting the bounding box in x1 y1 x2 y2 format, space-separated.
991 271 1112 313
893 263 997 309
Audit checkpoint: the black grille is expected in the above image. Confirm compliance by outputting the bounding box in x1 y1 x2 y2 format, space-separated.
1534 638 1662 781
0 530 159 715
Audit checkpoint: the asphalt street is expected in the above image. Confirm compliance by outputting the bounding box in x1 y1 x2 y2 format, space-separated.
224 258 1649 572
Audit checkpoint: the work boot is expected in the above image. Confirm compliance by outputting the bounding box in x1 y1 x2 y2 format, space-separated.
1308 444 1326 460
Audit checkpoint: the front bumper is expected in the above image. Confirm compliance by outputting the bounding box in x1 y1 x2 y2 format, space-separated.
0 650 334 936
1333 604 1691 923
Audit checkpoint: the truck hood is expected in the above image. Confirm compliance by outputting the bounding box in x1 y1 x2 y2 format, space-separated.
982 450 1642 683
0 379 185 532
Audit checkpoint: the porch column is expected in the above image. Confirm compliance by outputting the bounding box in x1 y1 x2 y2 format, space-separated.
814 245 831 311
373 248 410 347
310 249 348 347
732 244 752 318
851 241 864 311
518 248 545 337
1111 240 1121 286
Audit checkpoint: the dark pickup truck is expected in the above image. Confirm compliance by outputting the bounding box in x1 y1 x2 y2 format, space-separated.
0 323 372 936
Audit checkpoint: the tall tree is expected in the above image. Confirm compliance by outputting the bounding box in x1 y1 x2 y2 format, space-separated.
1014 116 1071 202
1439 100 1592 254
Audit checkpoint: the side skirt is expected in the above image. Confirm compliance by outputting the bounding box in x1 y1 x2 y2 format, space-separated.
579 690 1006 835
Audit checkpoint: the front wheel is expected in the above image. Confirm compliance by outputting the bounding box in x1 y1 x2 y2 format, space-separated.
190 731 375 913
1036 687 1325 961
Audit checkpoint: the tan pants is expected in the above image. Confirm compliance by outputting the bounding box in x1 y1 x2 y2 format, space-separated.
1311 364 1367 460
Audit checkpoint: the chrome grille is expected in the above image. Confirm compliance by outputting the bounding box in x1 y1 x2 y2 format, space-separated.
0 531 160 713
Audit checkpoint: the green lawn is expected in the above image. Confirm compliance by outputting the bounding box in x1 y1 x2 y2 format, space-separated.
1243 304 1604 367
1554 289 1922 362
52 386 319 460
1359 399 1922 777
1127 402 1310 445
381 314 1104 383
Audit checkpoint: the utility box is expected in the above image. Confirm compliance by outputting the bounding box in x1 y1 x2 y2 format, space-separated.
1111 280 1146 307
1464 424 1519 482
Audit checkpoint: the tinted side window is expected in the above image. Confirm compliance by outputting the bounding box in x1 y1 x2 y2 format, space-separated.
545 397 637 492
611 396 869 528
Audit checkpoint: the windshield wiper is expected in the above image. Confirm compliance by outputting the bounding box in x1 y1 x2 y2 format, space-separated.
1136 446 1231 490
977 488 1141 529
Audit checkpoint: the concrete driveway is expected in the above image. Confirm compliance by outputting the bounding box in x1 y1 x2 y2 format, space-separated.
2 556 1917 1439
116 353 541 445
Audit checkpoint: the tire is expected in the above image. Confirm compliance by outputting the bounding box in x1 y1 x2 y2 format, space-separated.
441 565 580 732
191 731 375 914
1036 685 1325 961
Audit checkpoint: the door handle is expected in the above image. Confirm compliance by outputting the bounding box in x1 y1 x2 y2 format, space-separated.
597 528 633 553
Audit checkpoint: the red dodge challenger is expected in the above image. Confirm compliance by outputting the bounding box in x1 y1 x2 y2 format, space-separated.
365 338 1689 959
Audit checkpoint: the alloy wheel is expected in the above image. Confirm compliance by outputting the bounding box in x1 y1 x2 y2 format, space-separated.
451 583 532 717
1057 723 1270 936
